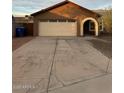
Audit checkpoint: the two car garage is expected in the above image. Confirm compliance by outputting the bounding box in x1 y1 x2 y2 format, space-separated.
31 0 101 37
38 20 77 36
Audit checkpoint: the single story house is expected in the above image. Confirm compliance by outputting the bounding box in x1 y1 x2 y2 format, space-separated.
31 0 103 36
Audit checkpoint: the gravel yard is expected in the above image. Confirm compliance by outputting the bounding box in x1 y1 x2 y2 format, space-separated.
12 37 35 51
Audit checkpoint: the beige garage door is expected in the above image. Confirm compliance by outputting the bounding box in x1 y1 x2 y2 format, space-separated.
38 20 77 36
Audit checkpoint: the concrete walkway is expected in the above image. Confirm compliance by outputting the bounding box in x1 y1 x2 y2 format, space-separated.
13 37 112 93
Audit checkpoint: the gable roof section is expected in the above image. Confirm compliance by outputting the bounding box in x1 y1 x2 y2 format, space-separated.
31 0 101 17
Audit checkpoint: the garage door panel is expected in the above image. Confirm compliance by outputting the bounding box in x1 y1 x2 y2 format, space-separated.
39 21 77 36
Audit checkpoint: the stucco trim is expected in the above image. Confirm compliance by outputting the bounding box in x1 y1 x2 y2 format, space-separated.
80 17 99 36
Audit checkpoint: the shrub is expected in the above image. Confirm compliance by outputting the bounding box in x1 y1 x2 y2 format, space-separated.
102 8 112 33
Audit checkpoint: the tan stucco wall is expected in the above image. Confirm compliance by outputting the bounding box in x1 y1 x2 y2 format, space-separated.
33 2 99 36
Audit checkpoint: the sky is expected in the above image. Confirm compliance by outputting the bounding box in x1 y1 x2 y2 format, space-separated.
12 0 112 16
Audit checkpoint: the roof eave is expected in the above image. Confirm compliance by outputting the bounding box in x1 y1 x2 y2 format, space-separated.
31 0 68 16
31 0 101 17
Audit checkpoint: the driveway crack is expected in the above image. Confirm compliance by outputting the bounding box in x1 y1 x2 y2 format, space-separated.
46 39 58 93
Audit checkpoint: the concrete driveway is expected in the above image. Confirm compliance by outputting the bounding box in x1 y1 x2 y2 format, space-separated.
13 37 112 93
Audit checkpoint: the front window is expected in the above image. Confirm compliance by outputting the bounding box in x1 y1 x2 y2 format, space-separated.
89 21 95 31
98 17 104 31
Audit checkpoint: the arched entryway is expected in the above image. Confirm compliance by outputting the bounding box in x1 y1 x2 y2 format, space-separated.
81 17 99 36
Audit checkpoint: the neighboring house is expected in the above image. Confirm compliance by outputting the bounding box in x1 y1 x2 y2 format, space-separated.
14 16 33 23
12 16 34 37
31 0 103 36
12 15 16 37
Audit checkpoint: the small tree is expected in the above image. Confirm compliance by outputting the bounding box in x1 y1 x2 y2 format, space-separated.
102 8 112 33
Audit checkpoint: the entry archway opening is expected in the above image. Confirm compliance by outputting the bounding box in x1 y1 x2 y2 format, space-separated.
81 17 99 36
83 20 95 36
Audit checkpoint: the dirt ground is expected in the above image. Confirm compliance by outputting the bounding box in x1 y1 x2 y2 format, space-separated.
86 34 112 59
12 36 35 51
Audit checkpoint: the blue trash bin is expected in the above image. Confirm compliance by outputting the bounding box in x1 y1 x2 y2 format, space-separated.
16 27 26 37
